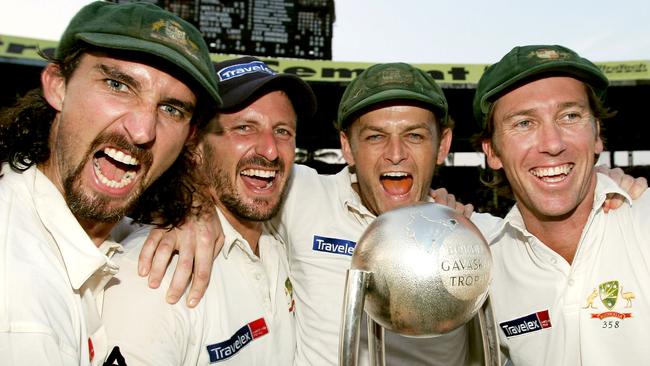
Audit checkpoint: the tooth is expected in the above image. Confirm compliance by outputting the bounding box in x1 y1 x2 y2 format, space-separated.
383 172 407 177
242 169 276 178
103 147 138 166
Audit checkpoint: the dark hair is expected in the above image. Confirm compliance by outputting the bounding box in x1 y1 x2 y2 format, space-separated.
472 82 616 195
127 134 214 228
0 45 216 227
0 47 85 172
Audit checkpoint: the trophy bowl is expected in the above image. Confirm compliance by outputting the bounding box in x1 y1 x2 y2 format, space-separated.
351 202 492 337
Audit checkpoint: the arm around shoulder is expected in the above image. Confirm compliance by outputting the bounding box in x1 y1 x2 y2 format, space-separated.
103 232 192 366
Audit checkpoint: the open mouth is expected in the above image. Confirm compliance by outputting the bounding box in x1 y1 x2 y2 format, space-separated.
93 147 140 189
530 163 574 183
380 171 413 196
241 168 277 190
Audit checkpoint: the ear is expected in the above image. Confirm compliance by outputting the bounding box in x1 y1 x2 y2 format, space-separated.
187 124 198 143
436 128 453 165
340 131 356 166
41 64 66 112
594 119 604 154
482 139 503 170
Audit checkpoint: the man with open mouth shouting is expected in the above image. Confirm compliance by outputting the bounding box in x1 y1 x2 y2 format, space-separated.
0 2 220 365
273 63 469 366
101 56 316 365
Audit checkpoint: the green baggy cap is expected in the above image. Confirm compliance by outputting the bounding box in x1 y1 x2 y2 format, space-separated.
57 1 221 105
336 62 448 130
473 44 608 129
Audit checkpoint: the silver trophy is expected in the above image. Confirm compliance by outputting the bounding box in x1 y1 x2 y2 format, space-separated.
339 203 499 366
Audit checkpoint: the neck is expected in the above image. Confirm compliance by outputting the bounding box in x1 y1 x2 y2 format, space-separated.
37 164 116 247
78 218 116 247
217 204 263 256
518 181 597 265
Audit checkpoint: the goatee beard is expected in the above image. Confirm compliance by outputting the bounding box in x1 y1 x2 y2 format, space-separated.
61 133 152 223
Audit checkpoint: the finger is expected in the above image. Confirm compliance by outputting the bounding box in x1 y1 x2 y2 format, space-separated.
595 165 622 179
463 203 474 219
617 174 635 193
148 231 176 289
431 188 449 204
446 193 456 209
608 195 624 210
166 241 195 305
213 218 225 260
602 193 614 213
609 167 625 181
184 222 216 308
630 177 648 199
452 202 464 215
138 228 164 276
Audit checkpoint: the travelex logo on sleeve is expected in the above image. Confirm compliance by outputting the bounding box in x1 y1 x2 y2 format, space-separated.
499 310 552 338
206 318 269 363
312 235 356 256
217 60 276 81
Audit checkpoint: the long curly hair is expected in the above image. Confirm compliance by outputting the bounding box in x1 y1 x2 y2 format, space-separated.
0 45 216 228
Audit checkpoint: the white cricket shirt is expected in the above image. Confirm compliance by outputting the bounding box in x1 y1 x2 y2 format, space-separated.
0 164 119 366
102 207 296 365
485 174 650 365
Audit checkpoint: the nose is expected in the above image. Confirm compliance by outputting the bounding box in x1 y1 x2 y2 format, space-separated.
537 121 566 155
385 136 407 164
255 129 279 161
123 109 157 145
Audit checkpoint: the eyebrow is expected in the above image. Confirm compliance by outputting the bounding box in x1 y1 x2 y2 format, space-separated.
501 101 588 121
162 97 196 115
97 64 141 91
359 121 434 134
501 108 536 121
557 101 588 110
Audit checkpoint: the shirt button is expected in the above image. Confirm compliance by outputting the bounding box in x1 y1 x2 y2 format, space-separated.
255 273 262 280
568 279 575 286
550 257 557 264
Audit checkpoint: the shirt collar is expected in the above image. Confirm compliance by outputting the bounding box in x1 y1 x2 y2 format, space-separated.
335 166 377 219
216 206 258 259
592 171 632 209
26 166 114 290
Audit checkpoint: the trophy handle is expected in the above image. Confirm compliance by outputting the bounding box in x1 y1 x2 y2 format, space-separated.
339 269 371 366
467 295 501 366
367 315 385 366
479 295 501 366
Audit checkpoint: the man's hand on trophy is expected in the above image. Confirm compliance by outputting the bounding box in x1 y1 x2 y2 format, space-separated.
430 187 474 218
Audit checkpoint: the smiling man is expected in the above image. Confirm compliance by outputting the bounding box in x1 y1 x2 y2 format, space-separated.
474 45 650 365
0 2 220 365
101 56 316 365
